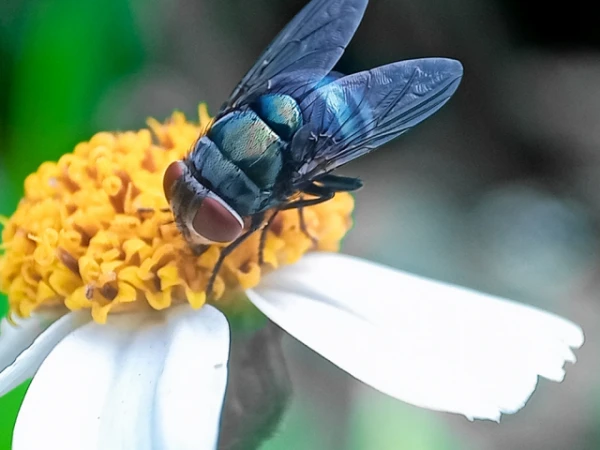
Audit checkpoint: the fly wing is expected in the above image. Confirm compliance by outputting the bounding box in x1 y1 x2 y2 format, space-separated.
217 0 368 117
291 58 463 184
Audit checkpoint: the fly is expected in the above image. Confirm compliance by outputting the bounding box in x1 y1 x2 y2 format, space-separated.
162 0 464 296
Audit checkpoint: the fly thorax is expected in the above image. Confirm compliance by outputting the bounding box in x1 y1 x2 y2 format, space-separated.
208 110 286 192
188 135 263 216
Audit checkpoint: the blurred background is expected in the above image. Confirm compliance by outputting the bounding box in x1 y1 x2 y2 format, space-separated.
1 0 599 448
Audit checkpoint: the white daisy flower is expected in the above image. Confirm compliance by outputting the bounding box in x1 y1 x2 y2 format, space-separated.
0 109 583 449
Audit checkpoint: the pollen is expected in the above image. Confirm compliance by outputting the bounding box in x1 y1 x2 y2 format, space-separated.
0 105 354 324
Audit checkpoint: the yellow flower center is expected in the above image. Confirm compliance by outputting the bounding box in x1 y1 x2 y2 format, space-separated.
0 105 354 324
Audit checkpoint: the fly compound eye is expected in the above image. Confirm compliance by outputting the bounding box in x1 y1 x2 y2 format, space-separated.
163 161 185 202
193 195 244 243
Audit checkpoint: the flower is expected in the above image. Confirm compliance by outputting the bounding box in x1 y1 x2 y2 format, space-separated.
0 107 584 449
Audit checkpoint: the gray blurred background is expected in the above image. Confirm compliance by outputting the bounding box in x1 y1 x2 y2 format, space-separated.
0 0 598 448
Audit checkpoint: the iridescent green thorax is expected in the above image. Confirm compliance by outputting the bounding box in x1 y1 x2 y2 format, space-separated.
209 110 284 190
196 94 305 216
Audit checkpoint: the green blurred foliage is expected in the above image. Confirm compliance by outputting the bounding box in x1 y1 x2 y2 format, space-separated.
0 163 15 450
348 394 465 450
0 383 29 450
261 400 326 450
0 168 8 322
3 0 146 192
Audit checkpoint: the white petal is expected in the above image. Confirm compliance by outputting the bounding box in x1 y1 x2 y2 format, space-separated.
248 253 583 421
14 305 230 450
0 311 90 396
154 306 230 450
0 312 62 372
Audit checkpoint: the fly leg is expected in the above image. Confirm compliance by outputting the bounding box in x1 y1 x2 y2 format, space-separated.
297 207 318 248
258 210 281 266
207 179 348 296
291 175 362 244
315 174 363 192
280 183 336 246
282 183 335 210
206 213 265 299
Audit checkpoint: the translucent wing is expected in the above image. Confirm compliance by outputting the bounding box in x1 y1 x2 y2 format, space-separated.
217 0 368 117
291 58 463 183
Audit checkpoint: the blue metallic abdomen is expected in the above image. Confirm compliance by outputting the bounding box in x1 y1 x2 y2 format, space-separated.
190 94 303 216
252 94 303 141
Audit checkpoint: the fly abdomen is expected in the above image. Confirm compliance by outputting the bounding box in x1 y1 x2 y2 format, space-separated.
251 94 303 141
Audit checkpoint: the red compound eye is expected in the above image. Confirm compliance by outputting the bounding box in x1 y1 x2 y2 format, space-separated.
192 195 244 243
163 161 185 202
